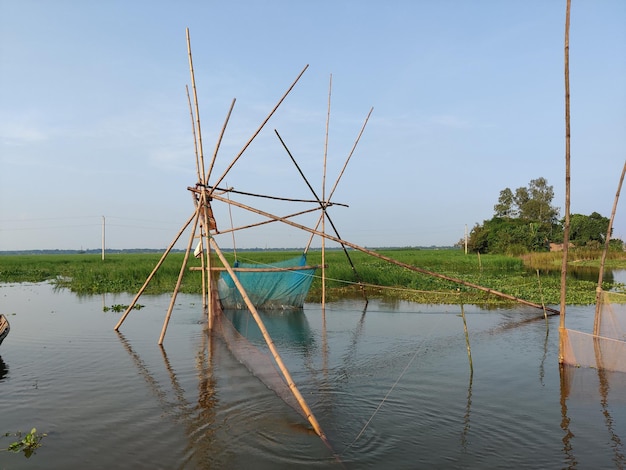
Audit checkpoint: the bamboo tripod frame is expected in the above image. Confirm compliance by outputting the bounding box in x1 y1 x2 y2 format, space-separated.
113 29 333 444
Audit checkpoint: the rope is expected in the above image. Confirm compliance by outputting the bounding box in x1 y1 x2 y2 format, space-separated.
341 317 440 454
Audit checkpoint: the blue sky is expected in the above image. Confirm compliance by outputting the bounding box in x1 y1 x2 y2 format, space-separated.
1 0 625 251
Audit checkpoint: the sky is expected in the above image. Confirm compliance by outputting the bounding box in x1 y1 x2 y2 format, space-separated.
1 0 625 252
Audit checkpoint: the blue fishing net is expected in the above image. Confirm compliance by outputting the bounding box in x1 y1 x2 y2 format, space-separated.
217 254 316 309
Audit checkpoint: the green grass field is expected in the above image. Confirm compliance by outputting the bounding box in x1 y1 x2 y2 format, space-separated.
1 248 625 305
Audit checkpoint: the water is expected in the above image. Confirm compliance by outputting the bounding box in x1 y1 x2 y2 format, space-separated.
0 282 625 469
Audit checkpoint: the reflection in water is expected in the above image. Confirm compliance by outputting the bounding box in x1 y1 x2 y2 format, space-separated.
559 364 578 469
461 372 473 453
216 309 311 421
0 355 7 380
596 366 626 467
224 308 315 351
116 329 219 468
539 328 549 386
559 364 626 469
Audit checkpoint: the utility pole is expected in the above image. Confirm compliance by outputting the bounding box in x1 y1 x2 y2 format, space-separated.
102 216 105 261
464 224 468 255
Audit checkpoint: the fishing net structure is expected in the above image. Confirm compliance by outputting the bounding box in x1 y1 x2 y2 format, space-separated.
560 290 626 373
217 255 317 310
212 308 308 420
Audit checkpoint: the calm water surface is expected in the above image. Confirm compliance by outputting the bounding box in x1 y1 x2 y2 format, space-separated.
0 282 624 469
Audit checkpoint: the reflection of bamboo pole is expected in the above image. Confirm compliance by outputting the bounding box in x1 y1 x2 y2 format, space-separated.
210 192 560 314
114 210 198 331
209 237 329 445
159 205 201 344
594 160 626 332
536 269 549 327
460 305 473 373
558 364 576 466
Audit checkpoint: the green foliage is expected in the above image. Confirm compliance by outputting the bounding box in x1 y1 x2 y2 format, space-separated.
468 218 554 255
2 428 47 458
569 212 610 247
494 178 559 225
103 303 144 312
1 249 625 306
471 177 620 254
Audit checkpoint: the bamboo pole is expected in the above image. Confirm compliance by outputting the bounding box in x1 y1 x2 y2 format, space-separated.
209 237 330 444
593 160 626 333
200 189 214 329
210 192 560 314
190 185 345 206
275 130 367 300
208 64 309 196
304 107 373 252
159 204 201 344
559 0 572 338
114 210 198 331
206 98 236 185
326 107 373 203
186 85 202 184
190 265 323 272
321 74 331 309
204 206 322 235
186 28 207 184
199 224 207 312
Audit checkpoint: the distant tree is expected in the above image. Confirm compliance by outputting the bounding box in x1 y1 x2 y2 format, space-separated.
467 177 561 254
569 212 610 247
467 217 552 254
494 188 515 218
493 178 559 224
520 177 559 224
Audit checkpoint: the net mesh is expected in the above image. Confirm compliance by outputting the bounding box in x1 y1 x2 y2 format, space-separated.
561 290 626 373
217 254 316 309
212 308 307 420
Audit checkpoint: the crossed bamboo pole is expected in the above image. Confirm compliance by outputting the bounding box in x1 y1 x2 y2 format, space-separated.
210 192 560 314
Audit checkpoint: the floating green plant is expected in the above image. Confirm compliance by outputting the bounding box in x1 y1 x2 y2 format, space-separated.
2 428 47 458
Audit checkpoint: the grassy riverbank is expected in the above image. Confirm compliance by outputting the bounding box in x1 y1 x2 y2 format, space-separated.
1 249 625 305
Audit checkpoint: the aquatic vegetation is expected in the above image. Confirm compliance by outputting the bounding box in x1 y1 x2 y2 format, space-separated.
0 249 624 305
103 303 144 312
2 428 47 458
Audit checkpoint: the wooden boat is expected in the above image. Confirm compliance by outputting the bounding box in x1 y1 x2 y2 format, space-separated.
0 314 9 346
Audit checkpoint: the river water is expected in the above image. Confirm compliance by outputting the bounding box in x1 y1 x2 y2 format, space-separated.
0 282 624 469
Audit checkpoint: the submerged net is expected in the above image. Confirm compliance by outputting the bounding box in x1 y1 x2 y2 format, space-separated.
212 308 307 420
561 290 626 373
217 254 317 309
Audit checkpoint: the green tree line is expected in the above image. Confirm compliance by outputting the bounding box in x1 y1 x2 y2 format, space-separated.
463 177 623 255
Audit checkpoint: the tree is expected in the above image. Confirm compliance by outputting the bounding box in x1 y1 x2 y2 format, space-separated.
467 177 561 254
521 177 559 224
494 188 515 218
493 178 559 224
569 212 610 247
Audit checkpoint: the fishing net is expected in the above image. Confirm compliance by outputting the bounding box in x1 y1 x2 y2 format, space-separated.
560 290 626 373
212 307 307 420
217 254 317 309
